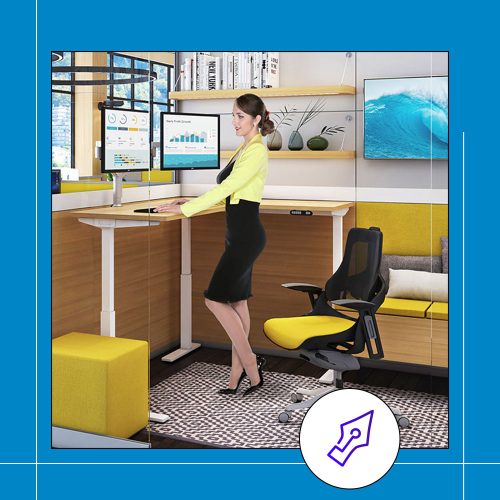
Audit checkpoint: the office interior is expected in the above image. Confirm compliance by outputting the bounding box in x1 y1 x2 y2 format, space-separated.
51 51 449 449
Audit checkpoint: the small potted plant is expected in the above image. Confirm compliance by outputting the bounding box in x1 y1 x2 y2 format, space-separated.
307 125 345 151
267 106 296 151
288 98 326 151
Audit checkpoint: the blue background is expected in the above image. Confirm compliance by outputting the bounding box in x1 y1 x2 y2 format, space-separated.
3 0 495 497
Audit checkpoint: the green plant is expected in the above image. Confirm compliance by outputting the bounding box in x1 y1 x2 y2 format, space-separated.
271 106 296 131
318 125 345 136
293 98 326 132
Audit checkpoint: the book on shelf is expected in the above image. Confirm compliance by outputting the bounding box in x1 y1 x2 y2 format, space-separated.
222 53 229 90
233 54 240 89
184 57 192 91
251 52 262 88
267 52 280 88
179 63 185 91
215 56 222 90
208 56 222 90
227 53 234 89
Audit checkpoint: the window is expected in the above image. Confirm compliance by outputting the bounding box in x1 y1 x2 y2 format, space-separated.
51 52 75 169
107 53 175 168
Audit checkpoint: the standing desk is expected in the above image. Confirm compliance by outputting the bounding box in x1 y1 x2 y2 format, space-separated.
72 198 353 374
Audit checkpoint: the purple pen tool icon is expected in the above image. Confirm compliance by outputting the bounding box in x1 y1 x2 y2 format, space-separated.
327 410 374 467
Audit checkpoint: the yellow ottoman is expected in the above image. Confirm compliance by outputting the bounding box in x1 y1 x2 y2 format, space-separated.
52 332 149 439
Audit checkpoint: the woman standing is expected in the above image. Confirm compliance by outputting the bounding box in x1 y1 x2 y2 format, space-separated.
155 93 274 396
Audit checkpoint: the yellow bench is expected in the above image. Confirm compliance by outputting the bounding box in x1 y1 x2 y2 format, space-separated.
52 332 148 438
60 182 138 193
377 297 448 320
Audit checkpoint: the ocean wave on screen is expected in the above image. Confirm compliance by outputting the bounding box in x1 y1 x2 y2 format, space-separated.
365 92 448 159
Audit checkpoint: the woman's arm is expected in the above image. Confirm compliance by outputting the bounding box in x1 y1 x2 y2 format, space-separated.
179 143 267 218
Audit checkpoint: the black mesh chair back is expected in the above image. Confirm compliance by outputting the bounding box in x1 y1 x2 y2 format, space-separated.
301 227 386 357
325 227 383 305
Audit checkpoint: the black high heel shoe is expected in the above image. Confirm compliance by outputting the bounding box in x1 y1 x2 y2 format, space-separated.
243 356 266 396
218 371 246 395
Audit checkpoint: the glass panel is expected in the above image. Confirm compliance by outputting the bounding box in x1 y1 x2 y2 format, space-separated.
51 92 72 168
112 55 132 99
354 51 449 449
134 101 149 111
152 104 168 168
51 54 154 448
153 63 168 102
52 51 72 91
134 59 150 102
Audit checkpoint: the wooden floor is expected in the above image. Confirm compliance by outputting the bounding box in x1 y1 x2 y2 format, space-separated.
131 346 448 448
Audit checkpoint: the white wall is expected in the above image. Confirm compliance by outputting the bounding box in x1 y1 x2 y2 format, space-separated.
176 51 448 200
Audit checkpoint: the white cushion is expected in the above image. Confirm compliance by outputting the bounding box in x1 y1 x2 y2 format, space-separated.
387 269 448 302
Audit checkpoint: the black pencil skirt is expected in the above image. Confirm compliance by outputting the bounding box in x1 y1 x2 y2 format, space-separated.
204 197 266 303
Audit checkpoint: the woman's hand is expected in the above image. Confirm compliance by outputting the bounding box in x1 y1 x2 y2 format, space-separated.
171 198 189 205
153 203 183 214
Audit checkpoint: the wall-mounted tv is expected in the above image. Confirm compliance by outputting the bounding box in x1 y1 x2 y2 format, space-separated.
160 112 220 170
101 108 151 172
364 76 448 160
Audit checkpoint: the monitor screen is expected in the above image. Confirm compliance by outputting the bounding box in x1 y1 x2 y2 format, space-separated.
101 108 151 172
364 76 448 160
160 112 220 170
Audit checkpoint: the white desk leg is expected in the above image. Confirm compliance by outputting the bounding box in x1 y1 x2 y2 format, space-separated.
331 208 349 274
162 217 201 362
80 218 160 337
319 208 350 385
101 226 116 337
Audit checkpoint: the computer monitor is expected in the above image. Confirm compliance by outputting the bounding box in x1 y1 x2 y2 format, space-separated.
101 108 151 172
51 169 61 194
160 112 220 170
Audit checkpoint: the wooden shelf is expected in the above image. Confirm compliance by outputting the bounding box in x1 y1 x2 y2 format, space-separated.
221 150 355 159
169 85 356 100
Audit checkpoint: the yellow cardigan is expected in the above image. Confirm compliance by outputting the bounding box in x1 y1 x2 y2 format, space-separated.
180 133 268 218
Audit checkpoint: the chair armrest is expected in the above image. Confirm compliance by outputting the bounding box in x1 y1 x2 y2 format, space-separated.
281 283 324 294
331 299 375 312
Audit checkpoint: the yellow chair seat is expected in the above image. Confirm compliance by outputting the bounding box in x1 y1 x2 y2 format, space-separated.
426 302 448 320
377 297 432 318
264 315 356 350
52 332 148 439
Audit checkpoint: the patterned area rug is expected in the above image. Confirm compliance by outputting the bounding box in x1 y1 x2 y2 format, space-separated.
149 362 448 449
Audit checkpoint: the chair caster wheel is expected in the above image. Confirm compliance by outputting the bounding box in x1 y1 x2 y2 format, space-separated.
290 392 303 403
397 416 410 428
278 412 291 423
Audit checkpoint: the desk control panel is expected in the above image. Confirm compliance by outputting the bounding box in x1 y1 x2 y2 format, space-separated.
290 209 313 216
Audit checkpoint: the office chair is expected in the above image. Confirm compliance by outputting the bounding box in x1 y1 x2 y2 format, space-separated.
264 226 409 428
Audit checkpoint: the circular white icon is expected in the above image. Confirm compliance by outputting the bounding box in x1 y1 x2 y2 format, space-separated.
300 388 400 489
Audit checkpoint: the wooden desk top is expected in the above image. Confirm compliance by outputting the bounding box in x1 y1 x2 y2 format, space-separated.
71 198 354 222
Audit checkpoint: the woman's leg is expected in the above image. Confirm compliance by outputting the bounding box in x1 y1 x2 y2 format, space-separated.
205 298 260 385
227 300 250 386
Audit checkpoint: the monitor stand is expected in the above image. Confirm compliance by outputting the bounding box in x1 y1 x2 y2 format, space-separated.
112 173 126 207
